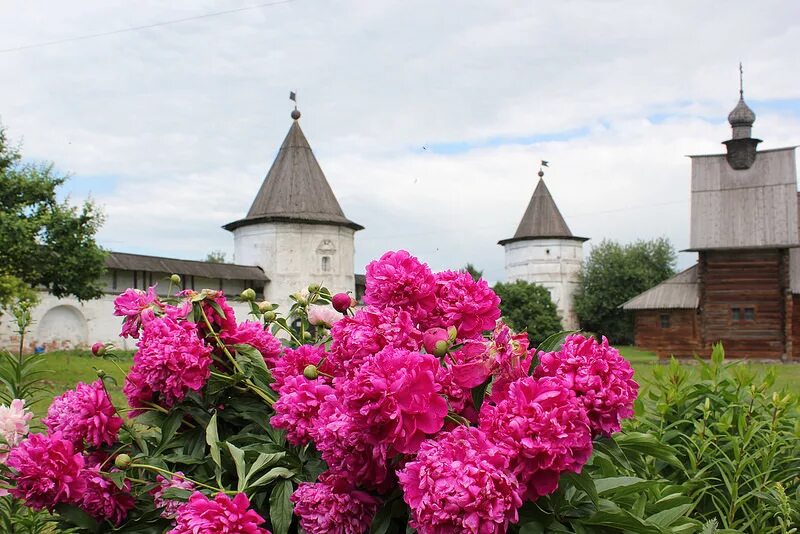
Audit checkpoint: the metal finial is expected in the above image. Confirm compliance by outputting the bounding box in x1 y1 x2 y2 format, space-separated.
289 91 300 120
538 159 548 178
739 62 744 98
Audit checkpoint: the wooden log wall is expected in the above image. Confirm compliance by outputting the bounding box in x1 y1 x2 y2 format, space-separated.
633 309 700 358
698 249 790 359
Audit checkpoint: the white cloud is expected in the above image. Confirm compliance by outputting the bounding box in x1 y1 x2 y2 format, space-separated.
0 0 799 282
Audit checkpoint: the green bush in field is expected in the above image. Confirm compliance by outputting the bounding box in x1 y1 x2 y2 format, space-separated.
627 344 800 533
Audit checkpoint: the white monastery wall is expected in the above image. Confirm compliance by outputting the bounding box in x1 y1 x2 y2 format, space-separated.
504 238 584 330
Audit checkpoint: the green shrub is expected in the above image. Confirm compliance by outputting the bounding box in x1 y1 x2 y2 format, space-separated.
493 280 562 346
627 344 800 533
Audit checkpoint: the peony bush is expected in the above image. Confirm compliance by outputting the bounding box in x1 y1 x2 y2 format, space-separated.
0 250 702 533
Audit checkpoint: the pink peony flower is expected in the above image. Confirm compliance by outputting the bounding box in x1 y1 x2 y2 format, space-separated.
169 491 270 534
181 289 238 335
91 342 105 356
446 339 493 389
291 474 380 534
312 397 391 490
113 286 160 338
534 334 639 436
78 467 135 525
270 344 333 391
7 432 86 511
123 314 213 416
331 292 356 313
398 426 523 534
340 347 448 454
151 472 195 518
43 379 123 449
0 399 33 463
479 376 593 500
424 270 501 339
329 306 422 376
307 305 343 327
222 321 284 366
271 375 334 446
364 250 437 323
487 323 533 399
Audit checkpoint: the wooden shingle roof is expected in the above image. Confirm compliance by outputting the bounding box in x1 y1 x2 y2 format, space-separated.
224 118 362 232
499 178 587 245
106 252 268 281
621 265 698 310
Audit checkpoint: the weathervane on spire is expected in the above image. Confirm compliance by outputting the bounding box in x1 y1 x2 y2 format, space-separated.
739 62 744 98
290 91 301 120
538 160 549 178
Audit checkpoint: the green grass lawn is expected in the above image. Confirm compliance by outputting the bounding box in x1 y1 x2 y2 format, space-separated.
28 350 132 420
17 346 800 420
618 345 800 395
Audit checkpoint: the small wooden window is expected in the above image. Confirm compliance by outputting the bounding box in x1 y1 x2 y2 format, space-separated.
659 313 670 328
321 256 331 272
112 271 117 290
744 307 755 321
731 308 741 321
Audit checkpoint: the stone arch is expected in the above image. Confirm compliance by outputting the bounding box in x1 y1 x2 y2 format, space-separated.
35 305 89 351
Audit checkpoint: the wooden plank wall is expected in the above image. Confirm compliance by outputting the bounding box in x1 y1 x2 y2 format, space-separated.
633 310 700 358
698 249 789 359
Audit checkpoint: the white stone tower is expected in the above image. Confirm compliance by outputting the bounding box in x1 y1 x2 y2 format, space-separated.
499 169 587 329
223 108 363 310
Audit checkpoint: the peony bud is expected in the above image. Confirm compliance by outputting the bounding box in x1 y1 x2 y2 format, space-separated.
96 369 107 379
331 292 356 313
303 364 319 379
114 454 132 470
423 327 450 357
257 301 272 313
170 274 181 285
240 288 257 301
307 283 320 293
91 342 106 357
447 326 458 342
302 331 312 341
263 311 276 322
293 293 307 305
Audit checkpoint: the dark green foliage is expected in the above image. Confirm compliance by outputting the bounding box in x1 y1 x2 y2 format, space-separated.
574 238 675 344
627 344 800 533
493 280 562 346
463 263 483 282
205 250 227 263
0 124 106 306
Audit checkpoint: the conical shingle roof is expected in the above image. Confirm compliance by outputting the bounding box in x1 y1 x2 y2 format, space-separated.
224 117 362 232
498 178 587 245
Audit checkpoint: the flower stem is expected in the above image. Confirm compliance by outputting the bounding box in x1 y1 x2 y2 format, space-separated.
129 463 237 494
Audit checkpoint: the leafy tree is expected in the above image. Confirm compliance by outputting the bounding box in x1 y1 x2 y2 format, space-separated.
574 238 675 344
205 250 227 263
0 124 106 308
463 263 483 282
493 280 562 346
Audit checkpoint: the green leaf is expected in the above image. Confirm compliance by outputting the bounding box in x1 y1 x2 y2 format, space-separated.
581 508 662 534
615 432 682 468
250 466 295 488
154 409 184 455
519 522 545 534
471 377 491 412
206 411 222 485
105 469 127 490
561 471 598 508
244 452 286 486
269 479 293 534
370 501 393 534
594 477 662 498
159 487 194 501
646 503 693 528
54 503 101 533
227 442 247 491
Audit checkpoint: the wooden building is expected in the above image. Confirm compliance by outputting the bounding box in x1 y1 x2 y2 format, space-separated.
623 89 799 359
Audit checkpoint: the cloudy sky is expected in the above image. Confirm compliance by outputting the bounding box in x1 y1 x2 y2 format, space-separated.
1 1 799 283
